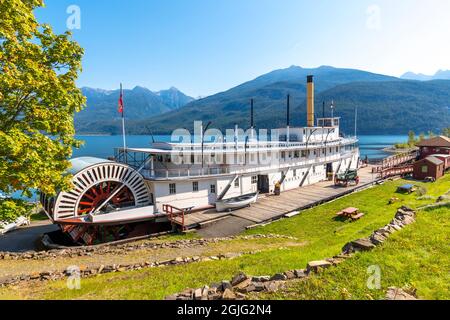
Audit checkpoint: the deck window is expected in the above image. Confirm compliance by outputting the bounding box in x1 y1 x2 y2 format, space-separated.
210 184 216 194
293 169 297 177
193 181 199 192
251 176 258 184
169 183 176 195
235 178 240 188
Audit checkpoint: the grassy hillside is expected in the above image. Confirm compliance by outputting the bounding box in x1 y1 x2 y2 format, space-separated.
255 205 449 300
1 175 448 300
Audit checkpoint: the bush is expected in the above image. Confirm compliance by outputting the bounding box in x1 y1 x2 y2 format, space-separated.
416 195 434 201
416 187 427 197
0 199 33 223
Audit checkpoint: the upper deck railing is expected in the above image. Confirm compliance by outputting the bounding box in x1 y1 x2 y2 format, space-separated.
136 150 358 180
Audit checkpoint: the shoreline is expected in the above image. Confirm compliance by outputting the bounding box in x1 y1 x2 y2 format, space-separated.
382 147 418 154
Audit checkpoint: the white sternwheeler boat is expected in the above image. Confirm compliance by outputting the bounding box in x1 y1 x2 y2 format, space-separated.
40 75 360 244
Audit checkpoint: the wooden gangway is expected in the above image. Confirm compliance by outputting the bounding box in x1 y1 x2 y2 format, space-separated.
379 164 414 179
372 150 417 172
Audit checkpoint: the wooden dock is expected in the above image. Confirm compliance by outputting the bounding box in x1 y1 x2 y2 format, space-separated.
176 166 379 230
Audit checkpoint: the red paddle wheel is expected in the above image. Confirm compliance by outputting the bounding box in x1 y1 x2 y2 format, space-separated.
77 181 135 216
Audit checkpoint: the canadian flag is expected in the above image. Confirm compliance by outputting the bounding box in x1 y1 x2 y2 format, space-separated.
118 84 124 115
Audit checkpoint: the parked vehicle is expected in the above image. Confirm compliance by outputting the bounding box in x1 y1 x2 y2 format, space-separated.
334 169 360 187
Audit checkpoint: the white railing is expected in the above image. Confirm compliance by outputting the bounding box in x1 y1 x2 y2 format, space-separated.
168 137 358 153
140 151 356 180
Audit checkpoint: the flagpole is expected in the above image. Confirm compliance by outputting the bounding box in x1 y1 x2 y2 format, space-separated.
120 83 127 161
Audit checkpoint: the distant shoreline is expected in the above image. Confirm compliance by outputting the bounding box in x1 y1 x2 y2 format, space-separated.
382 146 418 154
76 134 113 137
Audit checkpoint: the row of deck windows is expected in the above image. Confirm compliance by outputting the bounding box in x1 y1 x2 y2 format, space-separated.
169 182 216 195
155 146 344 165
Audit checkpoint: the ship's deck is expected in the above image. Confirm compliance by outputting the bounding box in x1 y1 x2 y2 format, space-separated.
176 166 379 230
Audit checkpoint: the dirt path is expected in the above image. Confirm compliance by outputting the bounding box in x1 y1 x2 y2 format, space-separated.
0 221 57 252
196 216 254 238
0 238 303 278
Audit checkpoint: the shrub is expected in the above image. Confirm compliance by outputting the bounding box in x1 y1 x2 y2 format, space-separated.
415 187 427 197
416 195 434 201
0 199 33 223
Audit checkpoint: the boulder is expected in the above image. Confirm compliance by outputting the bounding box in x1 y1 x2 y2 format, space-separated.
264 281 281 293
241 283 257 293
350 238 376 251
306 260 332 273
210 282 222 290
252 276 271 282
194 288 203 300
221 280 233 291
294 269 308 278
386 287 418 300
253 282 266 292
326 258 345 265
233 278 252 291
231 272 249 286
370 233 388 245
270 273 287 281
222 288 237 300
201 286 209 300
172 257 184 264
235 292 246 300
402 216 416 225
284 271 296 280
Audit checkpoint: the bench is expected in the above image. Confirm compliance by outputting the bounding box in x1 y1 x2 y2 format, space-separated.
351 213 365 221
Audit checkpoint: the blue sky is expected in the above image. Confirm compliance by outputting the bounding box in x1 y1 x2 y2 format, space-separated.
36 0 450 97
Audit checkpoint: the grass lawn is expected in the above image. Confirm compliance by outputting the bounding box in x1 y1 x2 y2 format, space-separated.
254 205 450 300
29 211 50 222
1 175 449 300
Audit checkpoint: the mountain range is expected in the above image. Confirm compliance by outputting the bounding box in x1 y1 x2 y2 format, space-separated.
75 86 194 133
401 70 450 81
75 66 450 135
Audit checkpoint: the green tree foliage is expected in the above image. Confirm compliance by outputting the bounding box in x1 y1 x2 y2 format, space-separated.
441 127 450 138
0 0 85 220
407 130 416 145
0 198 33 222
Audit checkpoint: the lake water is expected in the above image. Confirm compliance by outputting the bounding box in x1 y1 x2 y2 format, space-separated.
72 134 408 160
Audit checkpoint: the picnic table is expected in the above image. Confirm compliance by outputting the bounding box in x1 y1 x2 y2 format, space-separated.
397 184 417 194
336 207 365 221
